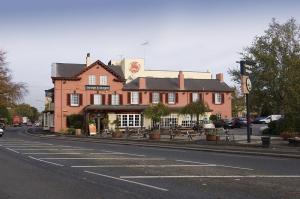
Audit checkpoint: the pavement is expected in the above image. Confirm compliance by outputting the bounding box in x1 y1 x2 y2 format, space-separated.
0 127 300 199
27 125 300 159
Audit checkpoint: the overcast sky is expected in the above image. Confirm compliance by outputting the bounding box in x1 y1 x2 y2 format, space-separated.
1 0 300 110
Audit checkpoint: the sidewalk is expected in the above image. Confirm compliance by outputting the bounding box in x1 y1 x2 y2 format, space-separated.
26 128 300 159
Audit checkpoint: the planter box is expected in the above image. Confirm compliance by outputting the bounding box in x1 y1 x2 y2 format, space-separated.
206 134 220 141
112 131 123 138
149 131 160 140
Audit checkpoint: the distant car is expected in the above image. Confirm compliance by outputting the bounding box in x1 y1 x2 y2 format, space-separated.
229 118 247 128
213 119 232 129
0 128 4 137
259 115 282 124
34 122 40 127
26 122 33 126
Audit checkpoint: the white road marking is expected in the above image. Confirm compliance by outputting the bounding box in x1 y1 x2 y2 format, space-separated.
6 148 20 154
72 164 216 168
23 153 82 155
176 160 254 171
60 149 94 151
1 144 53 146
40 157 165 160
84 170 168 192
5 146 74 148
120 175 300 179
90 152 145 157
28 156 64 167
12 149 59 151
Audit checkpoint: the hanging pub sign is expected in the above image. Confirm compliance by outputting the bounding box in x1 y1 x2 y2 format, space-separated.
85 85 110 90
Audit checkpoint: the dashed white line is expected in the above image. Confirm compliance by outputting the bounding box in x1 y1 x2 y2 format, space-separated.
6 148 20 154
28 156 64 167
23 153 82 155
40 157 165 160
84 170 168 192
72 164 216 168
176 160 254 171
11 149 59 151
120 175 300 179
90 152 145 157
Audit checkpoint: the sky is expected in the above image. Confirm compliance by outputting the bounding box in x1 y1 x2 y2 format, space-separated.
1 0 300 111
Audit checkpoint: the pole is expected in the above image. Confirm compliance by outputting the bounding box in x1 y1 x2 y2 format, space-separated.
246 93 251 143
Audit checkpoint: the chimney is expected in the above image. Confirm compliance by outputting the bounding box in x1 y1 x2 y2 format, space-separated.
139 77 146 89
178 71 184 90
86 53 92 67
216 73 224 82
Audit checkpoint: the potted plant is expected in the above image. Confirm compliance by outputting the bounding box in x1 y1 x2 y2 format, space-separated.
88 119 97 136
205 128 222 141
67 114 83 136
144 103 169 140
111 118 122 138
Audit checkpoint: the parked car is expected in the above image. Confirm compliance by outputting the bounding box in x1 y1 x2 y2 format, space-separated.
0 128 4 137
0 123 6 130
34 122 40 127
259 115 282 124
213 119 232 129
252 116 267 124
26 122 33 126
228 118 247 128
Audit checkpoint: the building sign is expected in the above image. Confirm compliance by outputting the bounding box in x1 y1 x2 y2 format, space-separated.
85 85 110 90
129 61 140 73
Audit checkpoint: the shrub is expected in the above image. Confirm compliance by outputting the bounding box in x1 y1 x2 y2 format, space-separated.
67 114 83 129
209 115 218 122
67 128 76 135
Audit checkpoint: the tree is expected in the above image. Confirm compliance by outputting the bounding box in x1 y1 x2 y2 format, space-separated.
144 103 169 131
180 100 211 127
231 86 246 117
228 18 300 119
13 103 39 122
0 50 27 106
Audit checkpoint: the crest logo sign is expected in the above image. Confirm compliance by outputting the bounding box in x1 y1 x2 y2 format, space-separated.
129 61 140 73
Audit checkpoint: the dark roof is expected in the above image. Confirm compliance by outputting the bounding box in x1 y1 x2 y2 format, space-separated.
52 63 85 78
123 77 233 92
51 61 125 80
44 88 54 92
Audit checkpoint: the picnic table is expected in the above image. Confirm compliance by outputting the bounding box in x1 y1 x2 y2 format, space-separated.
169 127 200 141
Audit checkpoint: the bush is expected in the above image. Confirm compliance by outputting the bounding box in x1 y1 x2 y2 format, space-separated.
209 115 218 122
67 128 76 135
67 114 83 129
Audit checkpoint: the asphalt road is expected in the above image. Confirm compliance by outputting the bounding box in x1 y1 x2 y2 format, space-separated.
0 127 299 199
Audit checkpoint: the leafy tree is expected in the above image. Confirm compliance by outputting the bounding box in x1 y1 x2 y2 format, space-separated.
228 18 300 120
13 103 39 122
0 50 27 106
144 103 169 131
231 86 245 117
180 100 210 126
0 106 11 124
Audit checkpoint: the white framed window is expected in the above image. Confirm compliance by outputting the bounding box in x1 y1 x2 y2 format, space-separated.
192 92 199 102
181 115 196 127
100 76 108 85
131 92 139 104
117 114 141 127
93 94 102 105
70 94 79 106
159 114 178 128
88 75 96 85
152 92 160 104
168 92 175 104
111 94 120 105
215 93 222 104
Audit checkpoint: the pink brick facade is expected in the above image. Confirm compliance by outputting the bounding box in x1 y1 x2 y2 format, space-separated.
52 60 232 133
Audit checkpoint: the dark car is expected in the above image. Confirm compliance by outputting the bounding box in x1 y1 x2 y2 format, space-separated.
213 119 233 129
229 118 247 128
0 123 6 130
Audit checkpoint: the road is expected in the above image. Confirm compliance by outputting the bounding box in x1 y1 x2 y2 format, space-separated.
0 127 299 199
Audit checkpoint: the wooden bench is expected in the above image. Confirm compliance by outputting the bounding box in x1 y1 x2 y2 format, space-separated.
169 128 199 141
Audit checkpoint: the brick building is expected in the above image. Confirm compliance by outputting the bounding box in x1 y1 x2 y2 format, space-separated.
44 54 233 133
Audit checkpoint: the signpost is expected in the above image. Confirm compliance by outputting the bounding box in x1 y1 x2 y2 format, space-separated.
238 60 254 143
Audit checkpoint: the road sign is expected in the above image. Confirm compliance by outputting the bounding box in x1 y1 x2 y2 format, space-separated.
241 75 251 94
240 60 254 75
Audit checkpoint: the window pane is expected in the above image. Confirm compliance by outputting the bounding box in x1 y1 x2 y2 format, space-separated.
100 76 107 85
111 94 119 105
88 75 96 85
135 115 140 126
168 92 175 104
215 93 222 104
94 94 102 105
129 115 134 126
152 92 159 103
192 93 199 102
131 92 139 104
71 94 79 106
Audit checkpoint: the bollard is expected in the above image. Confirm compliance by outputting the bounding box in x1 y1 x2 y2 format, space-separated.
261 136 271 147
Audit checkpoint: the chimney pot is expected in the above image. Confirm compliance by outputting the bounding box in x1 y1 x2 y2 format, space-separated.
139 77 146 89
216 73 224 82
178 71 184 90
86 53 91 67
